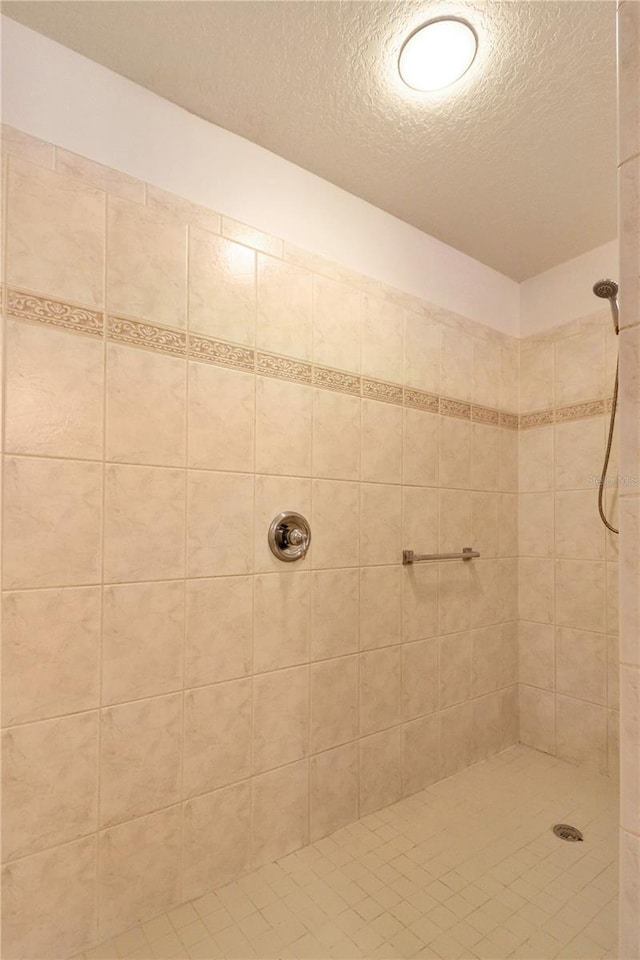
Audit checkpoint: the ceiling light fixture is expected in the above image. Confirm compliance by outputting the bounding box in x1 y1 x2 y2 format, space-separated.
398 17 478 92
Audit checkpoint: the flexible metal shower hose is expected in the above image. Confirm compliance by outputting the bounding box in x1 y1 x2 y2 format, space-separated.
598 357 619 535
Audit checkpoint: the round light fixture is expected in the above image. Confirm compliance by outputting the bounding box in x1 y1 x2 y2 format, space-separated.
398 17 478 92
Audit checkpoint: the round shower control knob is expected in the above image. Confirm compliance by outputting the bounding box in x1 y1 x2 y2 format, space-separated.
268 512 311 562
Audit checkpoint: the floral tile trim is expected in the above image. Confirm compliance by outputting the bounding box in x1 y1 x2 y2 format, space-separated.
313 366 361 396
363 378 404 405
404 388 439 413
472 404 500 425
107 315 187 357
189 334 254 371
499 412 519 430
257 351 312 384
519 409 555 429
440 398 471 420
556 399 606 422
7 287 104 337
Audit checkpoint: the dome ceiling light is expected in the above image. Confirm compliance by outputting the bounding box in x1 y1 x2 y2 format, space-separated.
398 17 478 92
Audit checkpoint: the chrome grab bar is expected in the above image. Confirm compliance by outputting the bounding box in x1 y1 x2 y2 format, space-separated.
403 547 480 564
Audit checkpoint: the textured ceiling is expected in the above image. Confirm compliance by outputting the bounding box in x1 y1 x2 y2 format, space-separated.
3 0 618 280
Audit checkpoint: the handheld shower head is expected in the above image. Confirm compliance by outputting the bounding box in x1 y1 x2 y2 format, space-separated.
593 278 619 334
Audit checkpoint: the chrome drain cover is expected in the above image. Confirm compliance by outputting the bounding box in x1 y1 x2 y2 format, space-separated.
553 824 584 842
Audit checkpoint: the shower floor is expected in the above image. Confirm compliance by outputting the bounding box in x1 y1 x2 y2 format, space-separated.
82 746 619 960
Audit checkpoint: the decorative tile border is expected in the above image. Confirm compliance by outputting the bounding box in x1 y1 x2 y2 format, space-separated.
257 351 312 384
362 378 404 405
7 288 104 337
6 286 616 430
404 388 439 413
107 316 187 357
189 334 254 371
313 366 361 396
555 399 607 423
440 398 471 420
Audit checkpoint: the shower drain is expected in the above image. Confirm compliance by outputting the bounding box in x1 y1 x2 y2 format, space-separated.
552 823 584 842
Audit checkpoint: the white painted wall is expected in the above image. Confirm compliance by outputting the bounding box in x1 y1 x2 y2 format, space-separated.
520 239 619 337
0 16 520 336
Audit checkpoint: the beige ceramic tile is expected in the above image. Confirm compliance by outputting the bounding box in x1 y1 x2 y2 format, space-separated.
3 456 102 589
555 490 606 560
310 656 358 753
438 488 471 555
360 483 401 566
402 409 439 487
2 124 55 167
404 312 440 394
189 227 256 345
519 558 554 623
5 318 104 459
618 0 640 163
555 418 605 490
439 632 472 708
183 680 252 797
470 625 503 697
106 343 186 466
471 424 500 492
310 568 359 660
310 743 359 842
473 491 501 559
185 576 252 686
104 464 185 583
361 400 402 483
440 328 473 402
359 565 401 650
620 664 640 834
619 495 640 666
519 685 555 754
438 561 472 635
312 388 361 481
359 727 401 816
255 377 312 477
257 255 312 360
145 184 221 234
619 829 640 960
519 493 554 557
182 782 251 902
402 714 439 796
188 362 254 472
2 712 98 861
471 692 502 763
439 417 471 489
519 427 554 492
501 343 519 414
187 470 253 577
499 427 519 493
556 627 607 705
98 806 181 941
402 562 439 643
361 295 403 384
102 581 183 705
556 559 606 633
251 760 309 868
555 328 605 406
221 217 282 257
107 196 187 328
2 586 100 725
254 475 312 574
252 666 309 774
312 479 360 569
519 339 554 413
359 646 401 736
402 638 438 720
555 695 608 773
313 275 362 372
55 148 145 203
471 558 501 627
7 157 105 306
1 836 97 960
473 338 501 409
439 701 473 778
519 621 555 690
254 572 310 672
99 694 182 827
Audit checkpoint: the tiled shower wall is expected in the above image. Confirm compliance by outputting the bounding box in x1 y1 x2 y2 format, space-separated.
0 126 520 959
617 1 640 955
517 314 620 777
